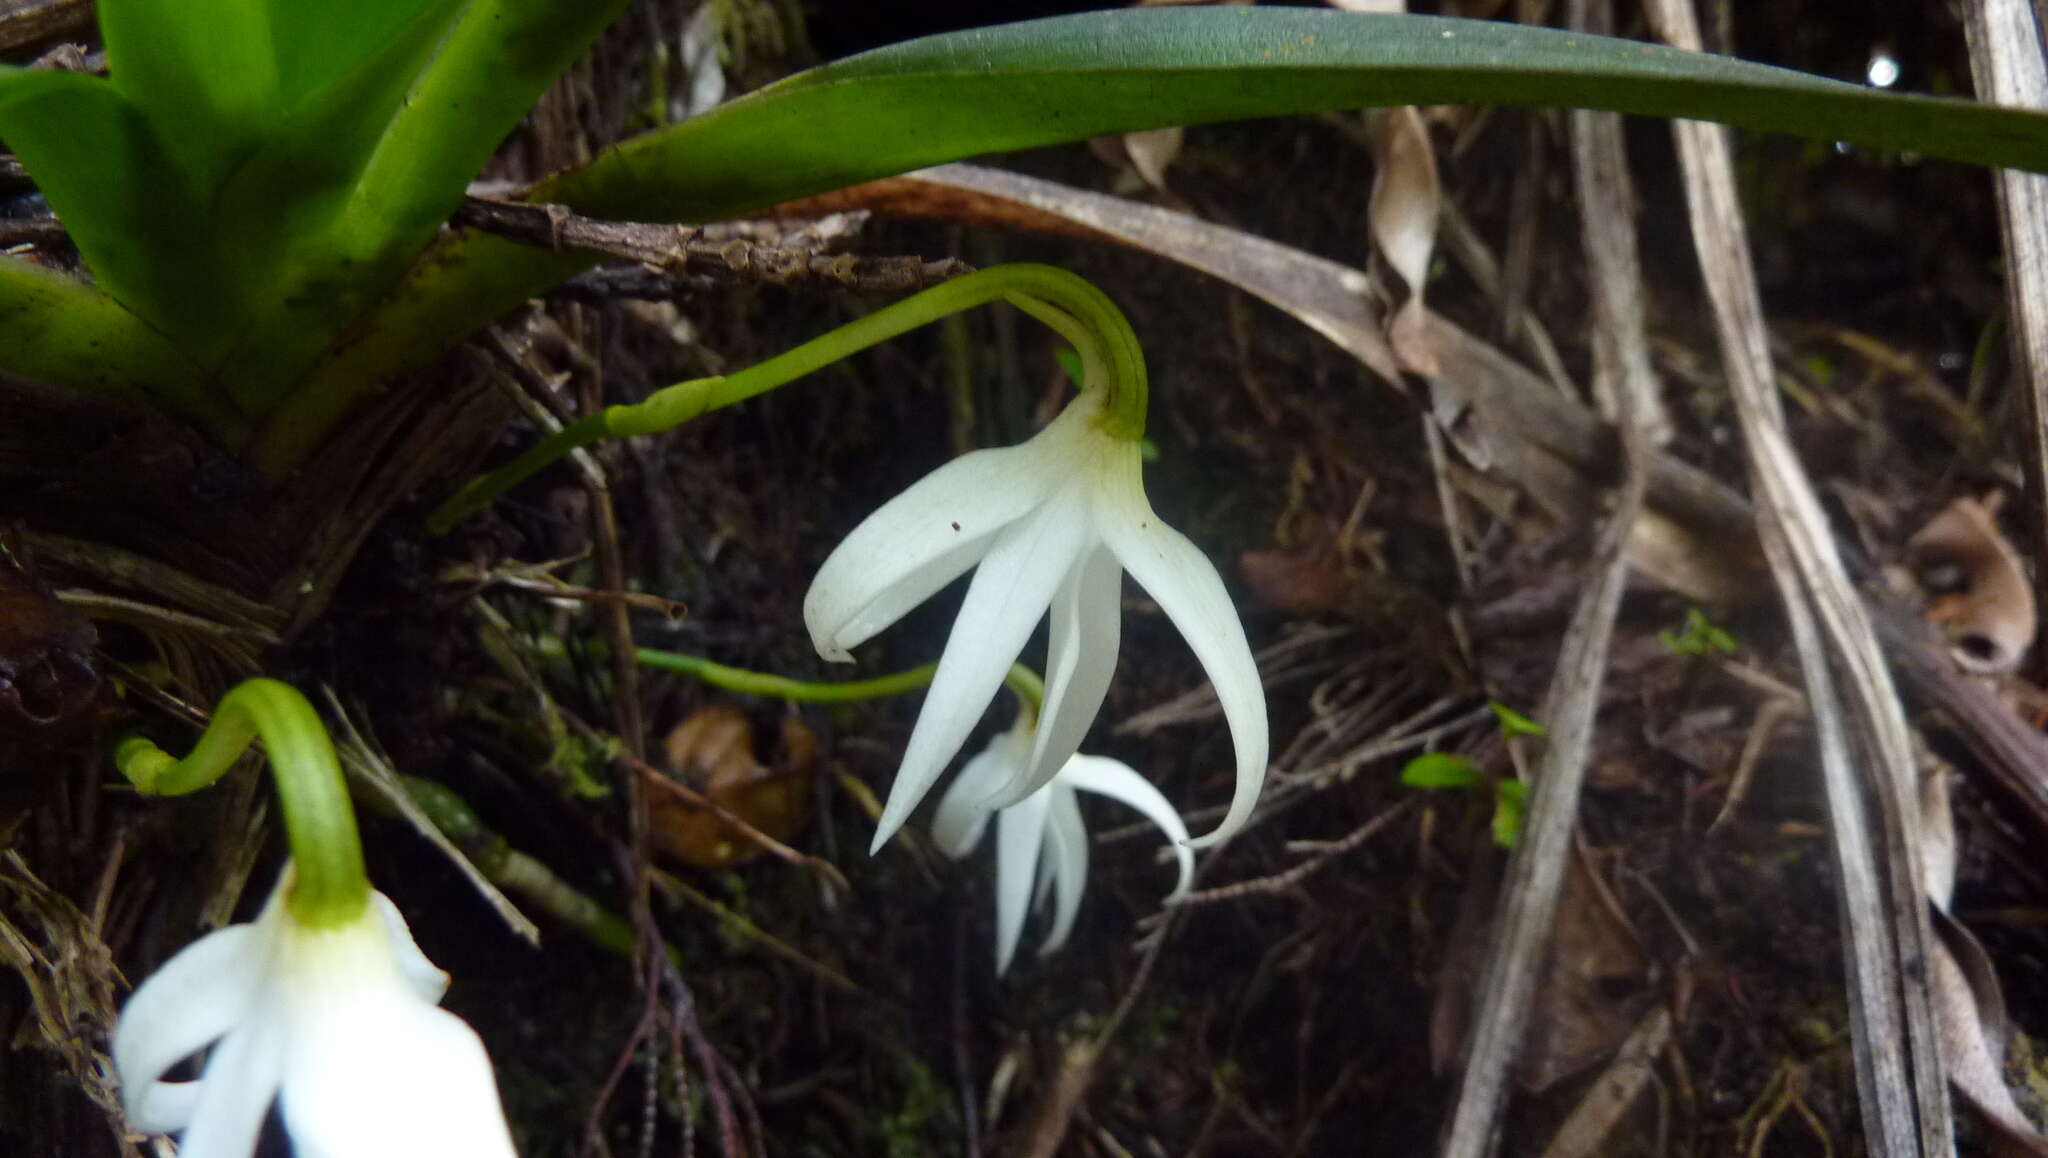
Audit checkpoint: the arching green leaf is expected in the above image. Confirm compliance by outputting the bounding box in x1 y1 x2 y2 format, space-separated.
264 7 2048 470
543 8 2048 220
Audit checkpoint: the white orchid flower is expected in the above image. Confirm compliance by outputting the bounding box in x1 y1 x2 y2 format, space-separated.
932 725 1195 974
113 864 516 1158
805 386 1267 851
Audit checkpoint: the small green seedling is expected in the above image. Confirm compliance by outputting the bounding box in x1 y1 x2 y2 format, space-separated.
1659 606 1740 657
1488 701 1548 739
1399 751 1526 848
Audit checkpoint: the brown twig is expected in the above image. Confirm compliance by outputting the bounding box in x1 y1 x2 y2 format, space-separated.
455 197 971 294
441 559 687 620
1173 798 1412 905
1708 696 1799 834
659 955 747 1158
647 869 863 997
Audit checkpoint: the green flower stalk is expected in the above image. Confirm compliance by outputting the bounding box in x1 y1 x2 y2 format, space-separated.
633 647 1045 714
426 263 1147 533
115 677 367 926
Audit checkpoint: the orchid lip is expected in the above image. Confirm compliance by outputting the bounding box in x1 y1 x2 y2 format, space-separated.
934 734 1195 973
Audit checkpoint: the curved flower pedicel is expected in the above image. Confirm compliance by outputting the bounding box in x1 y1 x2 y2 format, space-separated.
806 381 1267 853
932 725 1195 974
114 866 516 1158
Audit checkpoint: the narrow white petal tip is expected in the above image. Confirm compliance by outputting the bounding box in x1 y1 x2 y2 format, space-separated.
1093 464 1269 858
868 815 905 856
1182 752 1268 850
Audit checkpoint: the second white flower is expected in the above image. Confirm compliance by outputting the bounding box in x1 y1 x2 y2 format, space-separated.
804 388 1267 851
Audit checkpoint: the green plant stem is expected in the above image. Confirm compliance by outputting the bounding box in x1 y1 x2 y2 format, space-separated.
114 678 369 927
398 775 645 961
633 647 1046 714
424 263 1146 533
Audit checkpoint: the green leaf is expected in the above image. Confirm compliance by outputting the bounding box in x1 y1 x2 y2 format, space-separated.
224 0 633 411
1489 701 1547 739
0 68 224 353
250 236 589 474
195 0 480 398
545 8 2048 223
0 257 246 442
266 0 462 111
261 0 473 182
344 0 636 247
263 7 2048 469
1491 779 1527 848
99 0 276 188
1401 751 1483 790
25 0 625 416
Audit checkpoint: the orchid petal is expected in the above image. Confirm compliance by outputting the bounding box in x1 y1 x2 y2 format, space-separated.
1062 755 1196 900
1031 836 1060 910
994 544 1122 808
930 727 1027 858
872 499 1092 850
994 787 1054 975
283 1001 516 1158
373 892 451 1004
171 1016 285 1158
1094 455 1267 847
1037 782 1090 956
803 406 1097 661
113 868 516 1158
113 921 273 1131
810 530 1001 662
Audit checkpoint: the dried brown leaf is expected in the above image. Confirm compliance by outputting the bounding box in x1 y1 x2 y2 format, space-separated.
1123 126 1184 190
1920 745 2048 1152
654 706 815 869
1906 494 2036 674
1369 106 1443 375
1934 933 2048 1156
